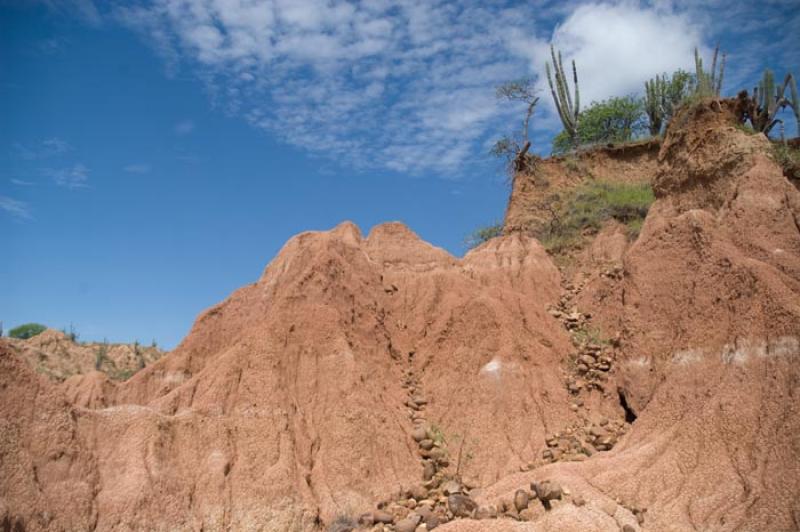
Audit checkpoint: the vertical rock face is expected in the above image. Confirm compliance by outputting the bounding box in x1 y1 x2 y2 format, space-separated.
616 99 800 382
570 99 800 531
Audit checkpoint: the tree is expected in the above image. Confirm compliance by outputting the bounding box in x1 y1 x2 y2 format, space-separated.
546 45 580 148
9 322 47 340
491 78 539 172
552 96 646 154
496 78 540 144
644 70 694 135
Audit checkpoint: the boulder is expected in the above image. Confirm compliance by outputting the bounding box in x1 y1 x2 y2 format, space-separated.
442 480 462 495
412 426 428 442
396 514 421 532
372 510 394 524
447 494 477 518
532 480 563 502
513 489 529 512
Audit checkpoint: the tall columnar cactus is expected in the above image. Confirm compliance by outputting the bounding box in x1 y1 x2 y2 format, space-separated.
694 45 726 97
546 45 580 148
644 70 694 135
789 74 799 136
744 70 794 134
644 75 667 135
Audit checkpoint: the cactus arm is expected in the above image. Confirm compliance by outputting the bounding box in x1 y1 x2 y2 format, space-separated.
789 74 799 136
710 45 718 87
546 62 568 133
548 46 572 129
572 59 580 119
546 44 581 146
694 48 705 94
558 51 574 115
716 53 726 95
556 55 575 131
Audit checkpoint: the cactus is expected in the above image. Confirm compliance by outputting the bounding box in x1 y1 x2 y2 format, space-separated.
644 70 694 135
789 74 799 136
644 75 666 135
546 45 580 148
740 70 794 134
694 45 725 97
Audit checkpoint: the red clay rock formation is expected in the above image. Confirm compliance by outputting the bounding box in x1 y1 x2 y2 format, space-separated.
1 223 573 531
1 99 798 531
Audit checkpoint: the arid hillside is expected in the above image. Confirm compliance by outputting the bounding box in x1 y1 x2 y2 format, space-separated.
1 98 799 532
5 328 164 382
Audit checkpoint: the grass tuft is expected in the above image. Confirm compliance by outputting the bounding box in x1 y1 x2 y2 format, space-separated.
535 180 655 254
771 143 800 181
464 223 503 250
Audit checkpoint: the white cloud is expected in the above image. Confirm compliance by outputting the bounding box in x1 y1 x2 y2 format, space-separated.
123 163 151 173
174 120 195 135
10 179 35 186
546 2 703 105
0 196 32 220
117 1 709 172
46 163 90 189
13 137 72 160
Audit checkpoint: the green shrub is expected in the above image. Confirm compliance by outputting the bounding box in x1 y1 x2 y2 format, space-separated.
535 181 655 253
9 323 47 339
552 96 647 154
771 143 800 180
95 340 109 371
428 423 447 446
465 223 503 250
113 369 135 381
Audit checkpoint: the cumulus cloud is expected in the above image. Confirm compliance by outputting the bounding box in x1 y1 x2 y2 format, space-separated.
116 0 710 173
547 3 703 105
0 195 32 220
45 163 90 189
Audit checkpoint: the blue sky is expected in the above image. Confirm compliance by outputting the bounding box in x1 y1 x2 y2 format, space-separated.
2 0 798 348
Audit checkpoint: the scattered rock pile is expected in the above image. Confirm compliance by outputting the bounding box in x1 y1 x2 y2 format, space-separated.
402 369 450 484
494 479 568 521
549 281 619 395
358 478 481 531
541 417 629 463
355 369 487 530
357 477 580 529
